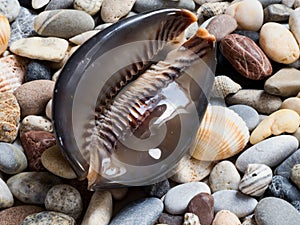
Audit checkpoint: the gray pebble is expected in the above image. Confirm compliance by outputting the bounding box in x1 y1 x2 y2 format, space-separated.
212 190 258 218
290 164 300 189
229 105 259 131
21 211 75 225
258 0 281 8
0 0 20 22
158 213 183 225
264 4 293 22
133 0 195 13
45 0 73 10
25 61 52 82
275 149 300 179
0 178 13 209
291 200 300 212
143 180 170 198
282 0 295 7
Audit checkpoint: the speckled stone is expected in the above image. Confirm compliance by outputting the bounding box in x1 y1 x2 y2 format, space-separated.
264 4 293 22
133 0 195 13
143 180 170 198
101 0 136 23
45 0 73 10
20 115 53 135
158 213 183 225
0 177 13 209
275 149 300 179
25 61 52 82
229 105 259 131
21 211 75 225
0 0 20 22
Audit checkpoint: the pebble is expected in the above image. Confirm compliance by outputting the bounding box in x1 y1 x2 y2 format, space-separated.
133 0 195 13
212 210 241 225
264 4 293 22
211 75 241 99
183 213 201 225
187 193 214 225
45 99 52 119
7 172 62 204
21 211 75 225
283 0 295 7
0 0 20 23
275 149 300 179
265 68 300 97
234 30 260 44
254 197 300 225
225 0 263 31
41 145 77 179
225 89 282 115
109 197 163 225
158 213 183 225
171 155 214 183
20 130 56 171
294 128 300 144
259 22 299 64
10 37 69 62
242 216 257 225
250 109 300 144
291 200 300 212
101 0 136 23
45 184 83 219
25 61 52 82
281 97 300 115
229 105 259 131
289 8 300 48
143 179 170 198
295 0 300 7
69 30 100 45
32 0 50 9
212 190 258 218
0 177 14 208
20 115 53 135
239 164 273 197
164 182 211 215
45 0 74 10
291 164 300 189
209 161 241 193
14 80 55 117
74 0 103 16
81 190 112 225
236 135 299 172
196 2 230 24
0 142 27 174
34 9 95 39
0 205 43 225
0 93 20 143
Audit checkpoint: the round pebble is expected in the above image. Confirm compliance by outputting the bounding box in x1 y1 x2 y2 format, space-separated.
212 210 241 225
0 178 14 209
21 211 75 225
25 61 52 82
289 8 300 48
0 0 20 22
281 97 300 115
229 105 259 131
73 0 102 16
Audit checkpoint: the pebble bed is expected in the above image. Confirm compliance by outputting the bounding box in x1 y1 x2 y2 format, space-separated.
0 0 300 225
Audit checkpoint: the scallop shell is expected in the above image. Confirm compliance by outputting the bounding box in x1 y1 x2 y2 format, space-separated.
239 164 272 197
184 213 201 225
212 75 242 98
190 105 249 161
197 2 230 23
0 14 10 56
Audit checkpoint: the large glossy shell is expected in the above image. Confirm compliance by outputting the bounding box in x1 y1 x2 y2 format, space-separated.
190 105 249 161
0 14 10 56
53 9 216 190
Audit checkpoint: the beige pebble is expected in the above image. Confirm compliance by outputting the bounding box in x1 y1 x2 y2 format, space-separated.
74 0 103 16
101 0 136 23
10 37 69 62
212 210 241 225
259 22 299 64
281 97 300 115
289 8 300 48
250 109 300 144
20 115 53 135
69 30 100 45
109 188 128 200
45 99 52 120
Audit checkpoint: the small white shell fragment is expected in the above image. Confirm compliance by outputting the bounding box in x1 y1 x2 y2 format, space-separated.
32 0 50 9
148 148 161 160
212 75 242 98
183 213 201 225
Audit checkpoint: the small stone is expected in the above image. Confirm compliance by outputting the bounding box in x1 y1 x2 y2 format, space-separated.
294 128 300 144
275 149 300 179
183 213 201 225
101 0 136 23
143 179 170 198
212 210 241 225
45 99 52 120
0 92 20 142
81 190 112 225
236 135 299 172
69 30 100 45
226 89 282 115
34 9 95 39
291 164 300 189
234 30 260 44
260 22 299 64
21 211 75 225
109 188 128 200
212 190 258 218
109 198 163 225
289 8 300 48
133 0 195 13
45 0 74 10
281 97 300 116
255 197 300 225
164 182 211 214
25 61 52 82
0 0 20 22
264 4 293 22
14 80 55 117
197 2 230 24
74 0 103 16
41 145 77 179
10 37 69 62
7 172 62 204
0 177 13 209
32 0 50 9
229 105 259 131
158 213 183 225
209 161 241 193
20 115 53 135
187 193 214 225
242 216 257 225
95 22 113 31
226 0 263 31
0 142 27 174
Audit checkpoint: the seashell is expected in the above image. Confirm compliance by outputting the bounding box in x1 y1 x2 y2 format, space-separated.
197 2 230 23
69 30 100 45
239 164 273 197
0 14 10 56
212 75 242 98
53 9 217 190
0 55 28 92
190 105 249 161
184 213 201 225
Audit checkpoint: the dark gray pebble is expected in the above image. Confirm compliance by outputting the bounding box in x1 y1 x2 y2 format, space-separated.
275 149 300 179
25 61 52 82
234 30 260 44
45 0 73 10
257 0 281 8
143 180 170 198
291 200 300 212
264 4 293 22
158 213 183 225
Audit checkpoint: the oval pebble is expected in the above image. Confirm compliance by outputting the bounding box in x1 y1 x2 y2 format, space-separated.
164 182 211 215
25 60 52 82
212 210 241 225
45 0 73 10
212 190 258 218
20 115 53 135
73 0 103 16
229 105 259 131
236 135 299 172
109 197 163 225
254 197 300 225
275 149 300 178
281 97 300 115
101 0 136 23
0 178 13 209
21 211 75 225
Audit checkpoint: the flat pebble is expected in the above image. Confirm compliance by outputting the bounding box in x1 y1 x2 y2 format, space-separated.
143 179 170 198
264 4 293 22
74 0 103 16
291 164 300 189
10 37 68 62
259 22 299 64
236 135 299 172
133 0 195 13
20 115 53 135
14 80 55 117
268 175 300 202
34 9 95 39
158 213 183 225
212 190 258 218
164 182 211 214
212 210 241 225
0 177 13 208
275 149 300 178
209 161 241 193
7 172 62 204
0 142 27 174
81 190 112 225
229 105 259 131
101 0 136 23
254 197 300 225
289 8 300 48
109 197 163 225
25 60 52 82
226 89 282 114
21 211 75 225
0 0 20 22
45 0 74 10
281 97 300 115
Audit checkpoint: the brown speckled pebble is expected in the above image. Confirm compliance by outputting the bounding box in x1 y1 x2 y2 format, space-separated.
21 211 75 225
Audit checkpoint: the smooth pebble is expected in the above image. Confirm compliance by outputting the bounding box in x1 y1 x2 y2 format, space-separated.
0 177 13 209
212 210 241 225
264 4 293 22
133 0 195 13
143 179 170 198
291 164 300 189
101 0 136 23
21 211 75 225
20 115 53 135
275 149 300 178
73 0 103 16
281 97 300 115
158 213 183 225
229 105 259 131
45 0 73 10
289 8 300 48
25 60 52 82
0 0 20 22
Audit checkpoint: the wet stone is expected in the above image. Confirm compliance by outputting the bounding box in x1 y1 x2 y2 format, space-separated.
21 211 75 225
158 213 183 225
25 61 52 82
143 179 170 198
264 4 293 22
0 0 20 22
275 149 300 179
133 0 195 13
